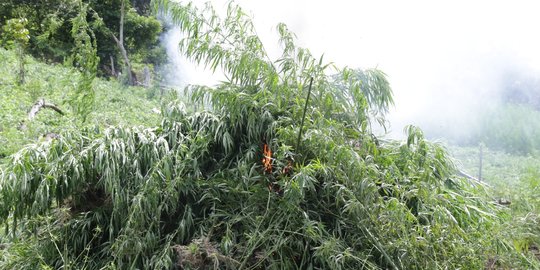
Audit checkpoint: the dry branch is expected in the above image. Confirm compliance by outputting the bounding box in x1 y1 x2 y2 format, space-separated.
457 169 491 187
28 98 64 120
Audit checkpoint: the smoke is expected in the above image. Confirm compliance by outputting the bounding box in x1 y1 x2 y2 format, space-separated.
159 20 220 90
159 25 187 89
159 0 540 142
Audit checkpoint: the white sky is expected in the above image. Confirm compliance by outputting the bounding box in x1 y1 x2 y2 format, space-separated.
167 0 540 137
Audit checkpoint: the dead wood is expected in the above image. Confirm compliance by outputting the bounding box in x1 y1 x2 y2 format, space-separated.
28 98 64 120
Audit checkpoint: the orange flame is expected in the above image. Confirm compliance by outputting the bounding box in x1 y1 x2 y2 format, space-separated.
262 143 272 173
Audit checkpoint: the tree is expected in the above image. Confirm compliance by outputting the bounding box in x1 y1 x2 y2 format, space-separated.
132 0 153 15
1 17 30 84
0 0 162 78
109 0 136 85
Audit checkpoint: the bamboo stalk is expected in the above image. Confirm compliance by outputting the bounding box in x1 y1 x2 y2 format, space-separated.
296 77 314 151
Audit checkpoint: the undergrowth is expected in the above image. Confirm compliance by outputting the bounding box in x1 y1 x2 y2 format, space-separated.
0 48 161 164
452 145 540 266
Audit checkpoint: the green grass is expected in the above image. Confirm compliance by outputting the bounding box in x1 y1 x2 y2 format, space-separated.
478 104 540 155
432 104 540 155
0 48 161 163
450 145 539 185
451 145 540 266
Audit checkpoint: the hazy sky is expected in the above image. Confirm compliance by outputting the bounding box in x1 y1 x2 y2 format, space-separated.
166 0 540 137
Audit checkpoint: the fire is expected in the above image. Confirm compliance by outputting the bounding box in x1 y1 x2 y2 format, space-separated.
262 143 272 173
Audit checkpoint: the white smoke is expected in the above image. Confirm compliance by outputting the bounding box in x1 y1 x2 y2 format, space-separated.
159 0 540 140
159 22 221 90
160 25 186 88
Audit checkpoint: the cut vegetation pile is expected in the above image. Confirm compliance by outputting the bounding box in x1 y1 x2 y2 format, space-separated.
0 1 538 269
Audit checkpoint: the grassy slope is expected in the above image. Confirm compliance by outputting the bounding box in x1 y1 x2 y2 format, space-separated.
451 145 540 198
451 145 540 263
0 48 160 163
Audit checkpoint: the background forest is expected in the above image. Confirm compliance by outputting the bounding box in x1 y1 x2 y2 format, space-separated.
1 0 540 269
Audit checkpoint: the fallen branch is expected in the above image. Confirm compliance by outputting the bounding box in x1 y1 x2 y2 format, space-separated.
457 169 491 187
28 98 64 120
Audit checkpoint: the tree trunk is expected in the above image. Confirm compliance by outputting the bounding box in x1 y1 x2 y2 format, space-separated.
142 65 150 87
112 0 136 86
110 55 116 77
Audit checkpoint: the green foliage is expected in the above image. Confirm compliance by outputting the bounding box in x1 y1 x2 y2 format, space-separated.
1 0 79 61
123 7 162 61
333 68 393 127
67 2 99 123
0 48 160 164
0 1 535 269
2 17 30 85
89 0 164 76
1 18 30 48
429 103 540 155
451 145 540 267
0 0 163 75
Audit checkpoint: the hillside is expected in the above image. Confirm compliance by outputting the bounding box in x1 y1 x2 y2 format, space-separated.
0 48 161 163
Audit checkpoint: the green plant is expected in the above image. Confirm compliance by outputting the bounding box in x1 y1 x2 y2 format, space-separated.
0 0 164 76
451 145 540 267
479 104 540 155
0 48 160 165
0 1 534 269
67 2 99 123
2 17 29 84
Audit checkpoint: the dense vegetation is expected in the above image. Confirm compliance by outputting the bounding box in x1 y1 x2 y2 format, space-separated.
0 48 160 163
475 104 540 155
452 146 540 266
0 0 539 269
0 0 163 81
